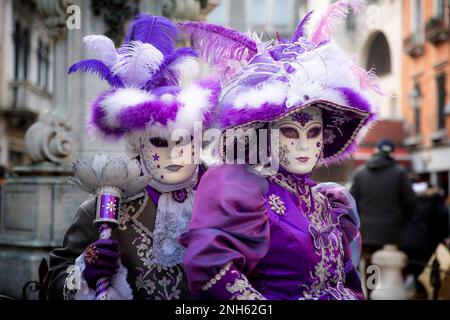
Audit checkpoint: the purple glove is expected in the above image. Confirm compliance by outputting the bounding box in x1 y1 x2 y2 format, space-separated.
83 239 120 289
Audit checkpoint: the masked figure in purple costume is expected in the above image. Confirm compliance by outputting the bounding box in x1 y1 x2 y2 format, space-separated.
179 0 382 300
46 15 220 300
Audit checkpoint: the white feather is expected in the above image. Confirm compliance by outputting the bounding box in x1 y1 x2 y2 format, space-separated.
83 35 118 67
112 41 164 88
234 82 288 109
170 84 211 131
100 88 155 128
165 56 200 85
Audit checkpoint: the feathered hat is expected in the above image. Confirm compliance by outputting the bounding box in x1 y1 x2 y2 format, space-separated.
179 0 381 165
69 14 220 155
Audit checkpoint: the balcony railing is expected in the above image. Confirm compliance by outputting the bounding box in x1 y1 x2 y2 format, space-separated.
404 135 421 148
4 80 51 113
0 80 52 127
403 32 425 58
425 17 450 45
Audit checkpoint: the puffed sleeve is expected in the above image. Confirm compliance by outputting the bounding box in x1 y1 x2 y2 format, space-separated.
180 165 270 300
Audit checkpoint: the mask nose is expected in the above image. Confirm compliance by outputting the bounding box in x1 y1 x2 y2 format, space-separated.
296 139 309 152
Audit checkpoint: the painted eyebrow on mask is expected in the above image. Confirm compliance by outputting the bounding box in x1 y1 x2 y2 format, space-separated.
304 121 322 129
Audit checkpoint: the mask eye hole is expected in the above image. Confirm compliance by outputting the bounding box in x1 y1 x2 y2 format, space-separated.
307 126 322 139
175 135 193 146
280 127 300 139
149 137 168 147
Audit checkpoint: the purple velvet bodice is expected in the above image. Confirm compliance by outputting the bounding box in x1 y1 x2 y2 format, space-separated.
180 165 364 300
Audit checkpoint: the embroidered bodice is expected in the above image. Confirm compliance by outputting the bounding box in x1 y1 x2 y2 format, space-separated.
256 172 362 299
180 165 364 300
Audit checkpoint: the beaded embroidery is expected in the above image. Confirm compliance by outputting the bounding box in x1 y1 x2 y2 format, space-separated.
268 194 286 215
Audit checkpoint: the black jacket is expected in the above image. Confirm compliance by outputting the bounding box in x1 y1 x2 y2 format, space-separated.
350 152 416 246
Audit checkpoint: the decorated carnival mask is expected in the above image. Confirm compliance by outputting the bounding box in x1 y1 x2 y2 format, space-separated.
140 132 196 186
273 106 323 175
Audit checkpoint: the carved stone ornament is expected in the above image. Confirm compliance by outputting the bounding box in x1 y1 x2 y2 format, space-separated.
25 112 72 165
38 0 72 38
162 0 201 21
90 0 140 46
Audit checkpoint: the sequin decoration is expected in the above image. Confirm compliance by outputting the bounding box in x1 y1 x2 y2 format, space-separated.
293 111 314 127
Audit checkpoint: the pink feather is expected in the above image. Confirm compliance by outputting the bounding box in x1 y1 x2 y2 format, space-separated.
311 0 366 45
351 64 385 96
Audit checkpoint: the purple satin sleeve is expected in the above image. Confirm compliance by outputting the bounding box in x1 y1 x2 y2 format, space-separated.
314 182 362 270
180 165 270 296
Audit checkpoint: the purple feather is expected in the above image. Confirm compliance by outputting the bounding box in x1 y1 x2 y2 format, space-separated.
116 99 180 129
90 90 125 138
68 59 124 87
291 11 314 42
179 22 257 82
335 87 372 113
143 47 198 90
125 14 178 56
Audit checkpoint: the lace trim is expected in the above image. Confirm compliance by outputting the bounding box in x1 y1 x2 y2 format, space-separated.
64 253 133 300
201 262 233 291
63 265 81 300
149 190 194 267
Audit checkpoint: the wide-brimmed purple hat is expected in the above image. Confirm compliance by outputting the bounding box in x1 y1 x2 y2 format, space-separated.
180 0 381 165
69 14 220 142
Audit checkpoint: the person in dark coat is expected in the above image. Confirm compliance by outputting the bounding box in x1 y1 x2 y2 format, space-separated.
350 138 416 295
350 139 416 250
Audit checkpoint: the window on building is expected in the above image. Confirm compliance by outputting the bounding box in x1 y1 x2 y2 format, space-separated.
414 107 421 136
251 0 267 26
413 84 422 136
273 0 289 27
37 39 50 90
435 0 445 19
13 21 30 81
437 73 447 130
366 32 391 76
13 22 21 80
206 0 229 25
412 0 423 33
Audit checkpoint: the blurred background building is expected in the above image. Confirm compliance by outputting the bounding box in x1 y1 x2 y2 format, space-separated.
402 0 450 197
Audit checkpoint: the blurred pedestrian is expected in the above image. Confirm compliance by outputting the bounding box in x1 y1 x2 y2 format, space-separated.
0 165 5 185
350 139 416 295
401 180 448 297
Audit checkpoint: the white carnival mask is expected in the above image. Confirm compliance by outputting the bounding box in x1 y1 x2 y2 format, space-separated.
140 132 197 187
273 106 323 175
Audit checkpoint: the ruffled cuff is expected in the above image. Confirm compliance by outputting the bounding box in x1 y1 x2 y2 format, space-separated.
201 262 266 300
63 253 133 300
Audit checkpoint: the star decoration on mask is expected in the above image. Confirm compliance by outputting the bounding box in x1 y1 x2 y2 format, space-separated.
152 153 160 161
